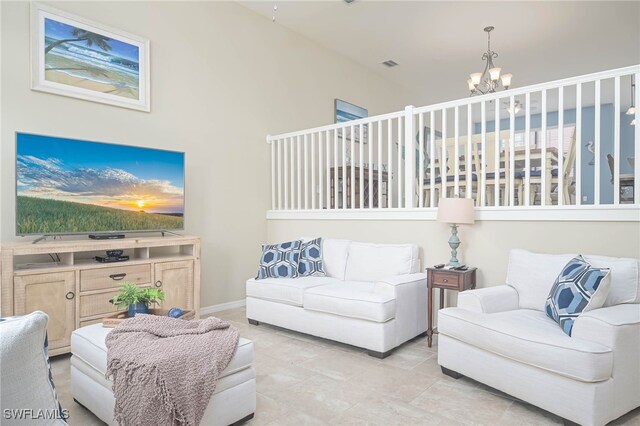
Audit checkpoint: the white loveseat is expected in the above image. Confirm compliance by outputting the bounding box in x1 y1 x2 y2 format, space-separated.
246 239 427 358
438 249 640 426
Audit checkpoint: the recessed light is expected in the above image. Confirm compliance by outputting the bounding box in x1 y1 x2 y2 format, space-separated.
382 60 399 68
344 0 355 3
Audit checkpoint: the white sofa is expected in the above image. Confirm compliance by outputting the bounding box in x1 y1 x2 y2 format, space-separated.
246 238 427 358
438 249 640 426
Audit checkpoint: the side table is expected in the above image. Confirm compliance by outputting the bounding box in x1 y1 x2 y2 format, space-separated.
426 267 477 347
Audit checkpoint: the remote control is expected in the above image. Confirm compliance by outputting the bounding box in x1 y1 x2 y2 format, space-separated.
434 264 445 269
454 265 468 271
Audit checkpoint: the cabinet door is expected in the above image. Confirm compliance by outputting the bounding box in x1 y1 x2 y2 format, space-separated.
154 260 194 310
14 271 76 351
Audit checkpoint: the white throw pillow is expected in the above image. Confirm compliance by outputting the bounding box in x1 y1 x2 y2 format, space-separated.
584 255 639 306
0 311 67 425
322 239 351 280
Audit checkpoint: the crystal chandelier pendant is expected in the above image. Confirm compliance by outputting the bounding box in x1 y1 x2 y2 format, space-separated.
468 26 511 96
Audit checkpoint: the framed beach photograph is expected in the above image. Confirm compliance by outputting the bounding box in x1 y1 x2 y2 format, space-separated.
335 99 368 143
30 3 150 112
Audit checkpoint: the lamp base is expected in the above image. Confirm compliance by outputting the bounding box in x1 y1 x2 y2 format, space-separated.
447 224 461 267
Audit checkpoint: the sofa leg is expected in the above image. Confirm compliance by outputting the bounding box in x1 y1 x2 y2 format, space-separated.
441 366 463 379
367 349 393 359
229 413 254 426
247 319 259 326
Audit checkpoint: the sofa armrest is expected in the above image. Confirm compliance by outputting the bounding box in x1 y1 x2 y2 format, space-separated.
572 304 640 347
457 285 519 313
377 273 427 287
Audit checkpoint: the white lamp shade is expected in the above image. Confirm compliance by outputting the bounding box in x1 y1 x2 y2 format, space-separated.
467 79 475 91
489 67 502 81
501 73 513 87
470 73 482 85
627 106 636 115
437 197 475 225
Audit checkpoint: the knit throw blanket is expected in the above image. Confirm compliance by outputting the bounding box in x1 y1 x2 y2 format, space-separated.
105 315 239 426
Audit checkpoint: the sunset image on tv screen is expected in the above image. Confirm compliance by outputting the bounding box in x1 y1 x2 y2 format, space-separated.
16 133 184 235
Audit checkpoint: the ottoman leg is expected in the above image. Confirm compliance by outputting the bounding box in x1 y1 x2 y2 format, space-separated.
247 319 260 326
229 412 255 426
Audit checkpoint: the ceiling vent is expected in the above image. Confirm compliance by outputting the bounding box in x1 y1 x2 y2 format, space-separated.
344 0 355 3
382 60 399 68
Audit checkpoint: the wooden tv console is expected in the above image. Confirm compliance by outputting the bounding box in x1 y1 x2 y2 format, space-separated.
0 235 200 356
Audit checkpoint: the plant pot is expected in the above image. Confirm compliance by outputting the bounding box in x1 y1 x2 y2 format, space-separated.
128 303 149 317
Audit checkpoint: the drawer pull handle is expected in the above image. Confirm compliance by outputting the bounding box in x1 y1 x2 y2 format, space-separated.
110 273 127 281
443 278 448 283
155 281 162 288
65 291 75 300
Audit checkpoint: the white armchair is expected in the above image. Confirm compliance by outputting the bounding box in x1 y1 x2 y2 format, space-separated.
438 249 640 426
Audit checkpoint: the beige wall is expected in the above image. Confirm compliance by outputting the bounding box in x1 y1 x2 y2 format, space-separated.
0 1 409 308
267 219 640 287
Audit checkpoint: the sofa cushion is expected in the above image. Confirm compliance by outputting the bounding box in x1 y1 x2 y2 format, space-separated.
506 249 640 311
344 242 419 282
545 256 611 335
438 308 613 382
584 255 639 306
256 240 302 280
71 324 254 380
246 277 337 306
298 238 326 277
322 239 350 280
303 281 396 323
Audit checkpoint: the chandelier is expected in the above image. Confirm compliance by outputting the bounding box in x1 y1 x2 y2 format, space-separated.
627 75 636 126
467 26 512 96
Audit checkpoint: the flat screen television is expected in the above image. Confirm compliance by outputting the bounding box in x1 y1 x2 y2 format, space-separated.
16 133 185 236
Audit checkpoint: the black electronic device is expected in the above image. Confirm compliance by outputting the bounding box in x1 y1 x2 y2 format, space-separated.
106 250 124 257
89 234 126 240
454 265 468 271
434 264 445 269
95 255 129 263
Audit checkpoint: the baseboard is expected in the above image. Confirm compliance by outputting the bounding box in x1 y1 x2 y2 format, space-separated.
200 299 246 316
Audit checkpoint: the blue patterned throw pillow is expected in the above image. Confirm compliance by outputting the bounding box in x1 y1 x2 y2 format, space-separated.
256 240 302 279
298 238 326 277
544 255 611 336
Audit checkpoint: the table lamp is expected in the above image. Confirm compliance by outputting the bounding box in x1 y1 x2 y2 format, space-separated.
437 197 475 266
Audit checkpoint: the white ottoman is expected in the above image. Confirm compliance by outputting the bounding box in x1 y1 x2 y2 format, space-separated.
70 324 256 426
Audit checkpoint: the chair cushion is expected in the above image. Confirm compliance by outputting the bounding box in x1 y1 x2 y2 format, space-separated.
0 312 67 425
545 256 611 335
344 242 419 282
506 249 640 311
297 238 326 277
256 240 301 279
438 308 613 382
71 324 253 379
322 239 351 280
246 276 338 306
303 281 396 323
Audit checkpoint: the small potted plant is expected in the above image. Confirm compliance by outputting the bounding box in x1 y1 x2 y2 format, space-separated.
110 282 165 317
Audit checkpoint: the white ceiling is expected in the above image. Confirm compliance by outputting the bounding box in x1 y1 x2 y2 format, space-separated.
239 1 640 106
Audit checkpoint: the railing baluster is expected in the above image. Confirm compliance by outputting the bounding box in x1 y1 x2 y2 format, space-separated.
333 130 338 209
494 99 500 206
575 84 582 205
311 133 315 210
613 76 621 205
342 128 347 209
509 96 516 206
270 139 276 210
297 135 302 209
635 72 640 205
524 93 531 206
557 87 564 206
359 124 364 209
284 137 290 210
466 104 472 201
351 124 355 209
419 112 425 207
397 117 403 207
430 113 436 207
378 120 383 208
454 107 460 197
326 130 331 209
318 132 323 210
304 134 309 210
388 118 393 208
595 80 601 205
277 139 283 210
541 90 548 207
441 109 447 199
368 123 373 209
480 102 486 206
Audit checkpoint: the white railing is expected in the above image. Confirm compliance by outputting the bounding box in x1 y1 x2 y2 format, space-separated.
267 65 640 221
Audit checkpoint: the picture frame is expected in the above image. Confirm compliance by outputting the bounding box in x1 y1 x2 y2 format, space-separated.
335 99 368 143
30 3 151 112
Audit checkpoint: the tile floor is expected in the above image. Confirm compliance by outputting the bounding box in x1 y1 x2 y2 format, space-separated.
51 307 640 426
